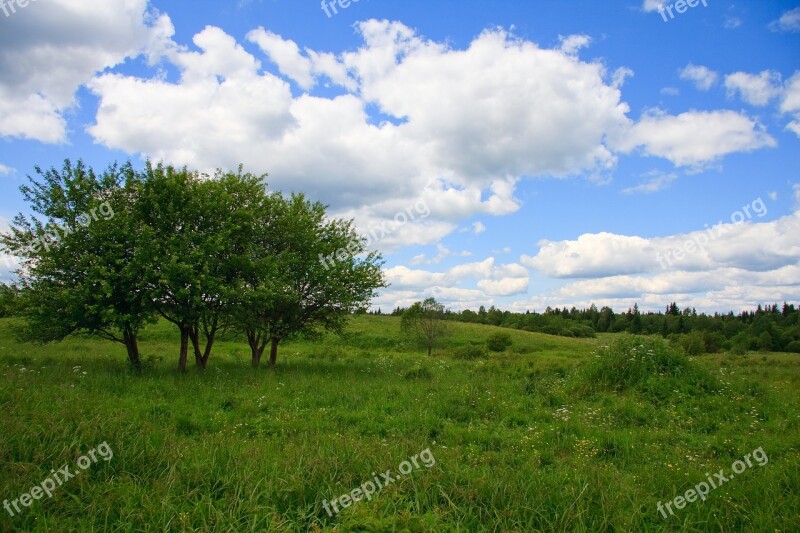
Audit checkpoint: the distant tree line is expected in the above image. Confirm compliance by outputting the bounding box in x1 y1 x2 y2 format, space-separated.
0 160 385 371
385 301 800 354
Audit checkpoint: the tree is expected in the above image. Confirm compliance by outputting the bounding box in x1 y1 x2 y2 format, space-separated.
0 284 20 317
0 160 154 369
401 297 449 356
236 193 385 367
135 163 269 371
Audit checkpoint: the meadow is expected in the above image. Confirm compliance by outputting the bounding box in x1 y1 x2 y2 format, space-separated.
0 315 798 532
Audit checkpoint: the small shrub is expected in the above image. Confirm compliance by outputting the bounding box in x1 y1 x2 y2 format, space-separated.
486 332 513 352
453 345 488 360
679 331 706 355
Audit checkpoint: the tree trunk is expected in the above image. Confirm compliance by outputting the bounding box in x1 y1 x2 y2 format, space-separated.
427 344 432 357
248 330 268 368
178 325 190 373
268 337 281 367
189 325 216 370
123 326 141 370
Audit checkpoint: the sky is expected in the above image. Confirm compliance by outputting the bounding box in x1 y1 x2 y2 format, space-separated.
0 0 799 314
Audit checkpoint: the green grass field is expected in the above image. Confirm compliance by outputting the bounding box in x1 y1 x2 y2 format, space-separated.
0 316 798 532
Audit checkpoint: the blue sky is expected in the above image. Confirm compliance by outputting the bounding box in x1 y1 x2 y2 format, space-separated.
1 0 799 313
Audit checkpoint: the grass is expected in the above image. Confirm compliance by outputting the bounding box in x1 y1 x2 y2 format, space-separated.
0 316 798 531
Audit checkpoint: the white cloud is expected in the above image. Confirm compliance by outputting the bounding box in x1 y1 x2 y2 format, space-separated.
558 34 591 55
781 72 800 138
724 16 742 29
87 21 634 218
0 164 13 176
641 1 665 13
622 171 678 194
769 7 800 33
523 206 797 279
247 28 357 92
412 243 472 265
384 265 448 289
614 109 776 168
478 277 529 297
472 221 486 235
0 0 173 143
724 71 782 106
611 67 634 89
247 29 314 89
381 257 530 306
679 64 718 91
509 199 800 313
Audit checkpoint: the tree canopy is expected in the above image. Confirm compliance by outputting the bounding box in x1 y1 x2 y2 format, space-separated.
0 159 386 371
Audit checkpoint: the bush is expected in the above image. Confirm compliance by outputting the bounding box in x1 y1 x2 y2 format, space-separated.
679 331 706 355
453 345 488 360
785 340 800 353
486 332 513 352
578 335 717 396
571 325 597 338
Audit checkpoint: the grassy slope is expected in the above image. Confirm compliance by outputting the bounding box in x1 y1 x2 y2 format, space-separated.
0 316 797 532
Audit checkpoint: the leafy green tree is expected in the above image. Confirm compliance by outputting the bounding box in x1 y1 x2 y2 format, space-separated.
0 160 153 369
0 284 20 317
758 331 773 352
136 163 267 371
237 193 385 367
401 297 449 356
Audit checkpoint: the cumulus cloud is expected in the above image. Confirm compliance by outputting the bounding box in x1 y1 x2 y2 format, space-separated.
725 70 782 106
680 64 718 91
509 196 800 313
781 72 800 137
78 18 778 236
382 257 530 307
85 19 658 243
523 202 797 279
0 0 172 143
614 109 776 168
